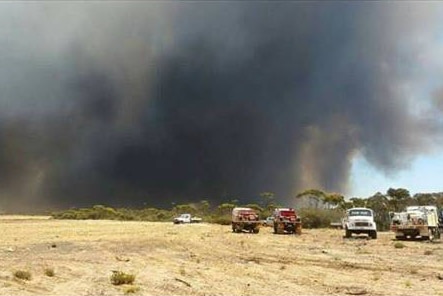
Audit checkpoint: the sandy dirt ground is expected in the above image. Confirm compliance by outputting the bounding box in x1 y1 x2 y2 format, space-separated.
0 216 442 296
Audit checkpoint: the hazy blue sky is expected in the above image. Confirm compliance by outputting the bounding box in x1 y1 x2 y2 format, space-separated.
350 150 443 198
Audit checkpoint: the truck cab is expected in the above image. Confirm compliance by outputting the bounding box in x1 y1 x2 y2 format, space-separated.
273 208 302 234
231 207 260 233
343 208 377 239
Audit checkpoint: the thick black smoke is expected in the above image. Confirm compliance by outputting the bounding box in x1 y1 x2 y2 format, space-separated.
0 2 442 210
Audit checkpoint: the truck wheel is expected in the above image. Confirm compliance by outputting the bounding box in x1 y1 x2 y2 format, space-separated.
429 228 436 241
232 224 241 233
295 224 302 235
345 227 351 238
370 231 377 239
253 228 259 234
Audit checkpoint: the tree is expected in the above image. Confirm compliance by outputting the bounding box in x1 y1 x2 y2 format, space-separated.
340 201 354 210
295 189 326 209
259 191 278 216
387 188 411 212
260 192 275 207
323 193 345 209
197 200 210 216
413 193 436 206
296 190 344 209
244 203 264 213
366 192 390 230
217 203 236 215
296 189 326 198
173 204 196 215
350 197 366 208
435 193 443 207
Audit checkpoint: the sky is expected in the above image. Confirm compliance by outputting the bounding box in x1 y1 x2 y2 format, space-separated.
350 151 443 198
1 2 443 210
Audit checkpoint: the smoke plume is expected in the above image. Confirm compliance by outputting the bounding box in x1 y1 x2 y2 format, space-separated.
0 2 442 210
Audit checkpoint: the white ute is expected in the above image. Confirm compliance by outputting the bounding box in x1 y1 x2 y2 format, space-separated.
342 207 377 239
173 213 202 224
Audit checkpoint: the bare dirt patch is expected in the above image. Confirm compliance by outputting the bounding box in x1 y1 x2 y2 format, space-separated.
0 216 442 295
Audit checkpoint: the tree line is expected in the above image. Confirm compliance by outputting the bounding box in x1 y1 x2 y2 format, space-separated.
51 188 443 230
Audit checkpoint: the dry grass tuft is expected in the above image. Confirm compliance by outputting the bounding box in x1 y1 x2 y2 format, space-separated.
179 266 186 276
13 270 32 281
124 286 140 294
44 267 55 277
372 273 381 281
394 242 405 249
110 271 135 285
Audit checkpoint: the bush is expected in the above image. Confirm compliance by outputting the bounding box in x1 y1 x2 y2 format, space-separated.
13 270 32 280
124 286 140 294
110 271 135 285
299 208 343 228
394 242 405 249
206 215 231 225
44 268 55 277
424 250 433 255
52 206 176 222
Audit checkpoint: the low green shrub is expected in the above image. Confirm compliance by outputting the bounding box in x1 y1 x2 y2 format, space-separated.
44 267 55 277
394 242 405 249
124 286 140 294
110 271 135 285
13 270 32 281
299 208 343 228
206 215 231 225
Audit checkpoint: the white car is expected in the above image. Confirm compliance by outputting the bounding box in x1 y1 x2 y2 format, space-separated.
262 216 274 227
343 208 377 239
173 213 202 224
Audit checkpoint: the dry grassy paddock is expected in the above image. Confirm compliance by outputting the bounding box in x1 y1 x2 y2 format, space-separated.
0 216 442 296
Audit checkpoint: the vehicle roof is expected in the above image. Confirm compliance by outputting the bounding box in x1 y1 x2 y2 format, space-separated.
406 205 437 211
232 207 256 212
347 208 372 211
